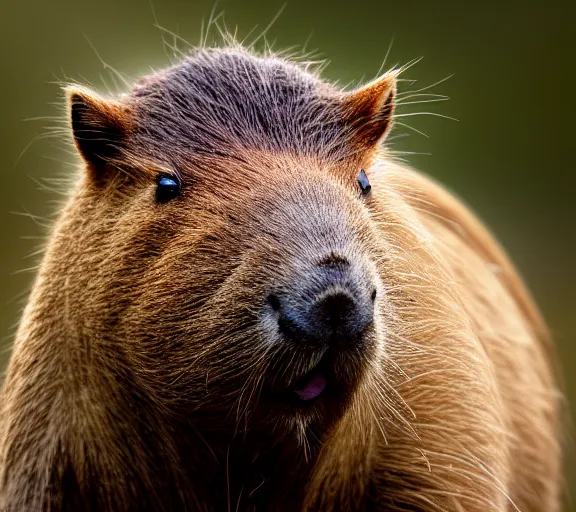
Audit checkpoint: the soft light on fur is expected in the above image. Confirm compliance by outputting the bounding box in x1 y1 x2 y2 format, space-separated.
0 43 562 512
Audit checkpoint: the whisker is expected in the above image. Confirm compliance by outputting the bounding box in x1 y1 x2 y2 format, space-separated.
81 31 131 89
397 74 454 96
154 24 194 52
395 97 450 107
394 112 458 121
394 55 424 75
398 93 449 101
395 121 430 139
373 34 395 79
249 3 287 49
148 0 172 62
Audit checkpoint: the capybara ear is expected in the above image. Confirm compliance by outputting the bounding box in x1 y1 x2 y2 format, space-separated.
341 72 397 148
65 85 131 172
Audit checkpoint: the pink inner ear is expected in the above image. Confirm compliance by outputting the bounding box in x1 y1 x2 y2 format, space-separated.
294 372 327 401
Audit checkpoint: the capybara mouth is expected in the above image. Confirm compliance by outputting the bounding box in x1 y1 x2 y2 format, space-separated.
290 365 328 404
276 346 368 410
282 352 333 406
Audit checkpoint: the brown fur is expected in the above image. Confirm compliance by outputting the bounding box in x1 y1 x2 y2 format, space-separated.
0 45 561 511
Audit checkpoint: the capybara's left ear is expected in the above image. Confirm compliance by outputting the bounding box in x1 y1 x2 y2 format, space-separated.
65 85 131 172
341 72 397 148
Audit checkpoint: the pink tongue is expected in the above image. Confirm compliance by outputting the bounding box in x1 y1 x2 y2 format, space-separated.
294 372 327 401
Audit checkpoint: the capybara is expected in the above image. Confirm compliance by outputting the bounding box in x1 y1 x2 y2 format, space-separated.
0 43 562 511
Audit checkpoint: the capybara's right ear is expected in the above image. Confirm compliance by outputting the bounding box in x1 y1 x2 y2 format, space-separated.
65 85 131 171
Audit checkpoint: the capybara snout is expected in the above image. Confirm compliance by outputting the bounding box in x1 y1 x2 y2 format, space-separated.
266 254 376 348
249 166 381 354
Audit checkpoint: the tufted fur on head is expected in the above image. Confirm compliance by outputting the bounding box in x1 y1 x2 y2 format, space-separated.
0 43 562 512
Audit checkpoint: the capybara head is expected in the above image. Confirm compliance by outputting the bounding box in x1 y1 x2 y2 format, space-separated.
65 47 396 442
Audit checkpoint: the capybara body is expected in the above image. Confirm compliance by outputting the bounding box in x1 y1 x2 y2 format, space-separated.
0 45 561 511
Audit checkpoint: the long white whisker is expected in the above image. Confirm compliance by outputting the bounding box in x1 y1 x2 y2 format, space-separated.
397 74 454 96
396 98 450 107
395 121 430 139
395 112 458 121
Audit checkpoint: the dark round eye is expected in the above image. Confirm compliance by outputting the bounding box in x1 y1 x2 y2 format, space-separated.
357 169 371 196
156 173 181 203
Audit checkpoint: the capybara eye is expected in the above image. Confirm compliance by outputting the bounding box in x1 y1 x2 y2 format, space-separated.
357 169 371 196
155 174 181 203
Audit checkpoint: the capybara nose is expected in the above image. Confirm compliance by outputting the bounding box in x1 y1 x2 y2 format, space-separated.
269 258 375 346
311 290 373 340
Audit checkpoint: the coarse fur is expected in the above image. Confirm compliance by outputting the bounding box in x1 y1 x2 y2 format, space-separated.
0 42 562 511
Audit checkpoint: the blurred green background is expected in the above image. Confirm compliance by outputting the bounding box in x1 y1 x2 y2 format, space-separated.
1 0 574 506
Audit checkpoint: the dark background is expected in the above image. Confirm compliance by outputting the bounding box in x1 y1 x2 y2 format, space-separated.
1 0 574 505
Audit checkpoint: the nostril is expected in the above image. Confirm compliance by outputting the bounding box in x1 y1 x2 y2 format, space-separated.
267 293 281 312
371 288 377 302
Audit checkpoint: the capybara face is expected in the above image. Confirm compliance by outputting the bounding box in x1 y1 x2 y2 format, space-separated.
66 48 395 440
109 155 385 438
